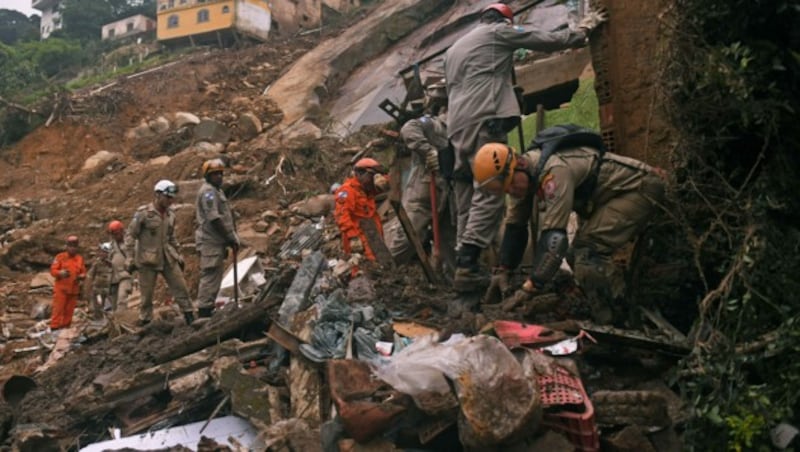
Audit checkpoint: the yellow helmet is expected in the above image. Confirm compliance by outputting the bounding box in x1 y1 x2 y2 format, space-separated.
473 142 517 192
202 158 225 177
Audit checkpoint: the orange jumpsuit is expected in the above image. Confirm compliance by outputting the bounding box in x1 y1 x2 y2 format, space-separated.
334 176 383 261
50 251 86 329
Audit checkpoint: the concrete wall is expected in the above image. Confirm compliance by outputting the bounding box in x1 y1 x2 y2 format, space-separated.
33 0 63 39
102 15 156 41
234 0 271 40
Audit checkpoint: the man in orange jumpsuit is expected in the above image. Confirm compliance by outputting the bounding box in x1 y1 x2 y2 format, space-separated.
50 235 87 329
334 158 388 261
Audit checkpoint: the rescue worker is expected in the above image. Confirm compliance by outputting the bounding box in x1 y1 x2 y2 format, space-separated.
386 81 455 266
125 180 195 326
444 3 606 292
107 220 132 311
195 158 239 318
473 141 666 323
334 158 389 261
49 235 87 330
86 242 114 319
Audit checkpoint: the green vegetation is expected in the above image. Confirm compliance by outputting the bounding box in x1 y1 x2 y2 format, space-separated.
662 0 800 450
507 78 599 151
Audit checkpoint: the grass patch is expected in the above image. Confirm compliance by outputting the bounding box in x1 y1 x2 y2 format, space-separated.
508 77 600 151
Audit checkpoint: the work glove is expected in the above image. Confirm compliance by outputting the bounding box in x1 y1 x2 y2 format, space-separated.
578 8 608 35
125 259 137 274
349 237 364 254
425 149 440 173
58 269 70 279
483 267 511 304
502 278 540 312
373 174 390 193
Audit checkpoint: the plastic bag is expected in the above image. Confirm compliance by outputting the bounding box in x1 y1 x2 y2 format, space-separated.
376 334 542 446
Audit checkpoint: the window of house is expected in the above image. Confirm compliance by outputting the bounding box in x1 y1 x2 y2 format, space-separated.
108 28 115 38
222 5 230 13
127 22 134 32
167 14 179 28
180 0 187 3
197 9 210 23
168 0 175 7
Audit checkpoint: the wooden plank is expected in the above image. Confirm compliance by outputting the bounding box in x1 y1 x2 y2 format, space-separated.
390 201 438 284
358 218 394 267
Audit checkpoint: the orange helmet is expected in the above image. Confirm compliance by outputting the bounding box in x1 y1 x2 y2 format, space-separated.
482 3 513 20
107 220 124 233
202 158 225 177
354 158 386 174
473 142 517 192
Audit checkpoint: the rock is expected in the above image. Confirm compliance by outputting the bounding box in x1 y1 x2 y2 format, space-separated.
283 120 322 141
193 141 225 153
148 155 171 166
289 194 334 218
261 210 280 220
81 150 120 171
30 272 54 289
254 221 270 233
194 119 231 143
125 121 154 140
148 116 171 134
238 112 263 140
174 112 201 128
225 140 241 154
230 96 252 109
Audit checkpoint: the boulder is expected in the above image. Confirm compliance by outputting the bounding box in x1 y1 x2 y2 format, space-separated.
125 122 154 140
30 272 54 289
148 116 171 134
289 194 335 218
194 119 231 144
81 150 120 171
238 113 263 140
174 112 201 128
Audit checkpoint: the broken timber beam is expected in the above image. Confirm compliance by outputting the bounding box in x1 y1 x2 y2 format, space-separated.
66 338 268 419
390 200 438 284
154 297 279 363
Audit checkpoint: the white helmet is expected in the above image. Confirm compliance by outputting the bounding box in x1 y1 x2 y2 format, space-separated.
99 242 113 253
154 179 178 197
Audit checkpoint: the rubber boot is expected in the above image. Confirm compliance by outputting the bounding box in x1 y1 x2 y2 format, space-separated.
453 244 488 293
184 312 195 325
198 307 214 318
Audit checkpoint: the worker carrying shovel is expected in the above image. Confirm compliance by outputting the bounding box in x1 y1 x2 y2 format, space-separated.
385 81 456 276
195 158 240 318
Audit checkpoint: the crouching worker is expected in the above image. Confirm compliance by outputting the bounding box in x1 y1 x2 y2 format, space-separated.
473 131 665 323
334 158 389 261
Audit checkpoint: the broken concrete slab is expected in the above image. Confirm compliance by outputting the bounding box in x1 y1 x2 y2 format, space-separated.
211 356 272 428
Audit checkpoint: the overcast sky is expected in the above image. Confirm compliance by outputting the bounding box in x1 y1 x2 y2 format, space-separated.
2 0 40 17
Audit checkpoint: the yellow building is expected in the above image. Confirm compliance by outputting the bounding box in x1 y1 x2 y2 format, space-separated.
157 0 272 45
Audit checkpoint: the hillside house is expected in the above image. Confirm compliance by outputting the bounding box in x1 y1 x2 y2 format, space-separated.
101 14 156 41
156 0 272 46
31 0 63 39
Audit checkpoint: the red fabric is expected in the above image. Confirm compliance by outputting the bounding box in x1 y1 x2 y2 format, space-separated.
334 176 383 261
49 251 86 329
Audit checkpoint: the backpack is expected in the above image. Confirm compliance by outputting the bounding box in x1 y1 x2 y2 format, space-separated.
527 124 606 200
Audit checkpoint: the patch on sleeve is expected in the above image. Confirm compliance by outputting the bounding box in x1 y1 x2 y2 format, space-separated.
204 192 215 201
513 25 525 33
540 173 557 200
337 191 348 199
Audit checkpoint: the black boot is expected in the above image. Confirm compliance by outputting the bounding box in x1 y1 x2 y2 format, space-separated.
198 307 214 318
453 244 488 293
184 312 195 325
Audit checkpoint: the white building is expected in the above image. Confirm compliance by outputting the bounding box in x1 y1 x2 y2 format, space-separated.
31 0 64 39
101 14 156 41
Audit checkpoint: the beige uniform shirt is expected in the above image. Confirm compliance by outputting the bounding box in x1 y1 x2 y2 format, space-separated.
125 203 181 271
444 22 585 140
507 147 657 230
195 181 236 248
109 239 130 284
400 113 449 183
